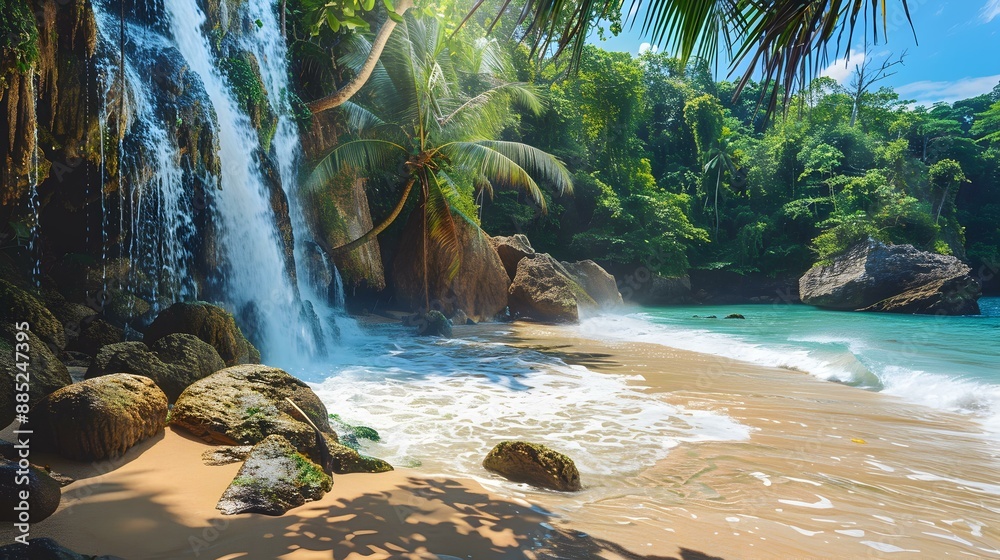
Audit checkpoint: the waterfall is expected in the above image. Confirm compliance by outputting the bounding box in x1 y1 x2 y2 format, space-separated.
83 0 344 363
27 74 40 289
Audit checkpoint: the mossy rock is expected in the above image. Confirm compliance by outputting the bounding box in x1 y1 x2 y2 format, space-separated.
145 301 260 366
0 537 122 560
217 434 332 515
1 325 71 426
33 374 168 461
0 278 66 351
86 334 225 402
170 364 332 454
323 434 393 474
483 441 581 492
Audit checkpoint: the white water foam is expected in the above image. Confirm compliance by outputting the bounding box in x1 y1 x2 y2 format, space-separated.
303 329 749 487
576 313 1000 438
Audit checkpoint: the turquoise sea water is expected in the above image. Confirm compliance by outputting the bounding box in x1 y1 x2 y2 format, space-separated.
576 297 1000 435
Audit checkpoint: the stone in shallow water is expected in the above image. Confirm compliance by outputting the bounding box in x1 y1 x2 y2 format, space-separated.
217 434 331 515
483 441 582 492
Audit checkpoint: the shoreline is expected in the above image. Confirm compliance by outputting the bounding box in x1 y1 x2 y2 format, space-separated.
503 321 1000 559
3 319 998 559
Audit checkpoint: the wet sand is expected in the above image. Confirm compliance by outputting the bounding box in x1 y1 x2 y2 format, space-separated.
507 323 1000 559
3 321 999 559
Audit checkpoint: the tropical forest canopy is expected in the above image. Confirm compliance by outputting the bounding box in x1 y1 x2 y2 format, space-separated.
289 0 1000 284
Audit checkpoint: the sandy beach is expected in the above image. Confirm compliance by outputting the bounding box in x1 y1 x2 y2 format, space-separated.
3 321 999 559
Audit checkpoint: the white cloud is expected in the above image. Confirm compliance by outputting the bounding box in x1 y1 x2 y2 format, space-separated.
638 42 658 55
896 74 1000 106
820 49 866 84
981 0 1000 23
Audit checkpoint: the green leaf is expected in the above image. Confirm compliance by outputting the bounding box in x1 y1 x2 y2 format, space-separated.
387 10 404 23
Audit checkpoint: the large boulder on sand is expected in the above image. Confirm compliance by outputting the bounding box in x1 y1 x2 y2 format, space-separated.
217 434 332 515
483 441 581 491
86 334 226 401
800 240 981 315
509 253 622 322
145 301 260 365
489 234 536 280
0 458 61 522
33 374 168 461
392 212 510 322
170 365 333 453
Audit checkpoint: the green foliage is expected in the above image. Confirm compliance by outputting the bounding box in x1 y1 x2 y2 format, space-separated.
0 0 38 74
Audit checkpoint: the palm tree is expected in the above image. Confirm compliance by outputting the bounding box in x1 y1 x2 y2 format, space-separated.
703 137 737 239
305 15 572 308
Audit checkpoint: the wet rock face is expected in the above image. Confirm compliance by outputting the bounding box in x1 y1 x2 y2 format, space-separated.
799 240 981 315
483 441 581 492
145 301 260 366
33 373 168 461
170 364 333 453
216 434 332 516
86 333 226 402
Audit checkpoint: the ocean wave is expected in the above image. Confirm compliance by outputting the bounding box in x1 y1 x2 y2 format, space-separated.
575 313 1000 437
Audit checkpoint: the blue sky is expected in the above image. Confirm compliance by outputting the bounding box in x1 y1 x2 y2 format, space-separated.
591 1 1000 107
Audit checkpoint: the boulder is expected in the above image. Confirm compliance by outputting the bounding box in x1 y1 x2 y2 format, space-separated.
170 364 333 453
322 433 393 474
392 212 510 322
0 279 66 351
47 301 97 350
560 260 623 307
482 441 581 492
217 434 332 515
86 334 225 402
0 538 123 560
33 374 168 461
75 318 125 356
417 310 453 337
0 458 62 523
145 301 261 366
800 240 981 315
489 234 535 280
508 254 596 322
1 325 72 421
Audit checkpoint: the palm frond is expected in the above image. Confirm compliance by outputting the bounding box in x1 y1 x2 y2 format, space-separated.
441 142 555 210
476 140 572 195
426 173 462 282
305 139 408 192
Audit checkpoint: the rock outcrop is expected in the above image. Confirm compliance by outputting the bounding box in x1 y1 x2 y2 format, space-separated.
145 302 260 365
33 374 168 461
170 364 333 452
0 538 122 560
392 212 510 322
509 253 622 322
483 441 581 491
1 324 71 422
86 334 226 401
217 434 332 516
0 279 66 352
800 240 981 315
489 234 536 280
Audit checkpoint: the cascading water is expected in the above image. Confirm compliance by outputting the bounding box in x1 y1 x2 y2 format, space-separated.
83 0 346 362
163 0 335 361
27 74 41 289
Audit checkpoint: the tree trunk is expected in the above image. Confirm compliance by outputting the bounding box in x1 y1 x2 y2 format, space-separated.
935 186 950 223
422 178 430 311
714 166 721 238
329 176 416 256
306 0 414 114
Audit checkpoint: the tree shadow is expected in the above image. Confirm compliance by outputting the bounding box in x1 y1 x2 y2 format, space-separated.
25 474 725 560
